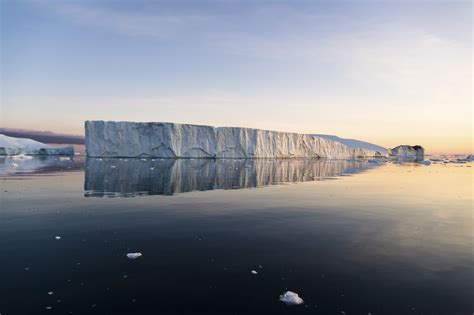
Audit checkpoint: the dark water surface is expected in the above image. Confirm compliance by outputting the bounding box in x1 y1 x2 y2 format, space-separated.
1 156 473 315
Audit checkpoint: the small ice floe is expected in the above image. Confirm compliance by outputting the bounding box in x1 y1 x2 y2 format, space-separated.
55 236 61 240
48 291 54 295
279 291 304 306
126 252 142 260
251 270 258 275
110 165 116 168
13 154 33 160
45 306 53 310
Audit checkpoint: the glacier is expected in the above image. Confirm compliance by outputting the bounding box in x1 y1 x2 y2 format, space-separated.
0 134 74 156
85 121 388 158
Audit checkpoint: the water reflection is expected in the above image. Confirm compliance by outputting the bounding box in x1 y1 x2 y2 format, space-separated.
84 158 384 197
0 155 84 176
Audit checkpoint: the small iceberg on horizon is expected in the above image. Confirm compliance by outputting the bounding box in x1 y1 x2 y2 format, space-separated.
0 134 74 156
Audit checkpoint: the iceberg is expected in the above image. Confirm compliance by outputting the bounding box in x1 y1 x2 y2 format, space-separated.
313 134 388 155
388 145 424 159
0 134 74 156
85 121 387 158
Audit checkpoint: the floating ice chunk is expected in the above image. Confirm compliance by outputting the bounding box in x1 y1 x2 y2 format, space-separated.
279 291 304 305
12 154 33 160
45 306 53 310
55 236 61 240
110 165 116 168
251 270 258 274
48 291 54 295
126 252 142 259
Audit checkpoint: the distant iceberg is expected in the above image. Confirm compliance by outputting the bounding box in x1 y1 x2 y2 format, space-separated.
0 134 74 156
388 145 424 159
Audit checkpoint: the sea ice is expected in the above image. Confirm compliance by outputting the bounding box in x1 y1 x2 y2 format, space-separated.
279 291 304 305
251 270 258 274
126 252 142 259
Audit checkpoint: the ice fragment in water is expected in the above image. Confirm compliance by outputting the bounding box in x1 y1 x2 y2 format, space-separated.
55 236 61 240
279 291 304 305
251 270 258 274
126 252 142 259
48 291 54 295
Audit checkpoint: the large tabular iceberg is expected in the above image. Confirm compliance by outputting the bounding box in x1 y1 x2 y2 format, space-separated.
0 134 74 156
85 121 387 158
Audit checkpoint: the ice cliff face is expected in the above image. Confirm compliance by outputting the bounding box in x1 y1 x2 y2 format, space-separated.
0 134 74 156
85 121 387 158
388 145 424 159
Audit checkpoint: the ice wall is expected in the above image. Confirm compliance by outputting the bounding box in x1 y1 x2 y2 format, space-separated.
85 121 386 158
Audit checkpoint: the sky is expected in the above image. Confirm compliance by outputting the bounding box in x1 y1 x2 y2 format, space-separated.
1 0 472 154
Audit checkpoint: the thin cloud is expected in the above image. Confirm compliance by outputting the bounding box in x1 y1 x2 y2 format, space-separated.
29 0 209 38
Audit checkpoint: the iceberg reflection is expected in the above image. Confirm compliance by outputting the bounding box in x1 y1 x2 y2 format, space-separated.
84 158 384 197
0 156 83 176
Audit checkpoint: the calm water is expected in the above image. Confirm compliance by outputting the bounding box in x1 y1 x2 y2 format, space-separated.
1 155 473 315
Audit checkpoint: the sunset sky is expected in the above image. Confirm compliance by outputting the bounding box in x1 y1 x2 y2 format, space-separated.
1 0 472 154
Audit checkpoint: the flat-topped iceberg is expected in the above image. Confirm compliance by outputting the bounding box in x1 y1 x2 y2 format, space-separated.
0 134 74 156
85 121 387 158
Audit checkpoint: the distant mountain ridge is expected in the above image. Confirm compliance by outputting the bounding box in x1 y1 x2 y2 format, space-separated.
312 134 388 155
0 128 84 145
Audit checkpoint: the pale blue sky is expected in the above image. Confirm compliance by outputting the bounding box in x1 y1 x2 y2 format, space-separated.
1 0 472 153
